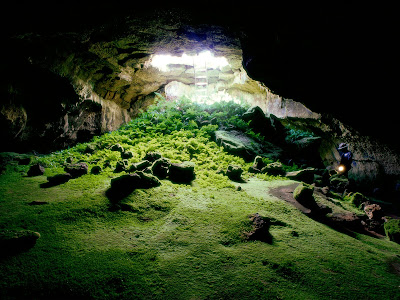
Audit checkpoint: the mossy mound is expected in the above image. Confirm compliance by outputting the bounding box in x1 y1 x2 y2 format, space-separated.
384 219 400 243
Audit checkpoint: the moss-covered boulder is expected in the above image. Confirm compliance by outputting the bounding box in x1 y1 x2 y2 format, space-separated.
248 156 265 173
329 174 350 192
144 152 162 163
121 151 134 159
0 230 40 255
47 173 72 185
27 163 45 177
261 162 285 176
347 192 367 207
285 168 316 184
91 165 102 175
384 219 400 243
151 157 170 179
293 182 316 208
128 160 151 172
168 161 196 183
244 213 272 243
115 159 129 173
226 165 243 182
64 162 88 178
111 144 124 153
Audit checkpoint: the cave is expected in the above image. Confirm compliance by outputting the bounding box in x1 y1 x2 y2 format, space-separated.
1 3 399 299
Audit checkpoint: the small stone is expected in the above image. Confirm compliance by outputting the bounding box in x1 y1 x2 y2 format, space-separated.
64 162 88 178
27 163 45 177
226 165 243 182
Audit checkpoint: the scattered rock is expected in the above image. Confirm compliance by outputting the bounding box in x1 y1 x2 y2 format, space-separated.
384 219 400 243
168 161 196 183
245 213 272 243
107 171 161 202
285 168 316 183
128 160 151 172
121 151 134 159
28 201 48 205
91 165 102 175
151 157 170 179
0 230 40 255
64 162 88 178
84 144 96 154
27 163 45 177
111 144 124 153
144 152 162 163
47 173 72 185
329 174 350 192
248 156 265 173
364 203 384 221
115 160 129 173
325 212 364 233
261 162 285 176
236 185 242 191
226 165 243 182
293 182 316 209
348 192 367 207
215 130 269 161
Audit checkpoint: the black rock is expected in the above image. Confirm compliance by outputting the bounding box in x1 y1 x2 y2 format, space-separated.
64 162 88 178
168 161 195 183
27 163 45 177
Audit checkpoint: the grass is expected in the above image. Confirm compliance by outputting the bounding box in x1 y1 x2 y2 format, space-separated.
1 98 400 299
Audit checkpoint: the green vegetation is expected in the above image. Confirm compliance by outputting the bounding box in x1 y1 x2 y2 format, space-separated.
1 98 400 299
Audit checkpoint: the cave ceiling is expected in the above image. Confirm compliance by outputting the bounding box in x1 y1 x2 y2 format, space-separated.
1 2 397 147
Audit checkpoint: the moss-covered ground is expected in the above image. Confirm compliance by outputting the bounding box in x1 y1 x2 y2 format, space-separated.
1 98 400 299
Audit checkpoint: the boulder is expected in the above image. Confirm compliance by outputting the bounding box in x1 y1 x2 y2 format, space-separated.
348 192 367 207
214 130 268 161
0 230 40 255
384 219 400 243
248 156 265 173
226 165 243 182
244 213 272 243
261 162 285 176
128 160 151 172
168 161 196 183
84 144 96 154
144 152 162 163
364 203 384 221
151 157 170 179
329 174 350 192
111 144 124 153
27 163 45 177
325 212 364 232
115 160 129 173
121 151 134 159
64 162 88 178
107 171 161 201
293 182 316 208
285 168 316 183
91 165 102 175
242 106 271 136
47 173 72 185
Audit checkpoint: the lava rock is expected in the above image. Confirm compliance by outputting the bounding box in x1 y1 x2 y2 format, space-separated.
128 160 151 172
115 160 129 173
107 171 161 202
226 165 243 182
261 162 285 176
121 151 134 159
47 173 72 185
151 158 170 179
64 162 88 178
285 168 316 183
144 152 162 163
27 163 45 177
168 161 196 183
245 213 272 243
384 219 400 243
293 182 316 209
248 156 265 173
91 165 102 175
364 203 384 221
0 230 40 255
111 144 124 153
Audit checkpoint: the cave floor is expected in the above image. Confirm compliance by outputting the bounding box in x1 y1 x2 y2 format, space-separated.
1 169 400 299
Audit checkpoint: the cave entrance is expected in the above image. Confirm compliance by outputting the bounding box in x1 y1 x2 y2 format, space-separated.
149 50 248 105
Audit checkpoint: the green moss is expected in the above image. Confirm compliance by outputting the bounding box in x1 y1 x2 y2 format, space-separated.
1 98 400 299
384 219 400 243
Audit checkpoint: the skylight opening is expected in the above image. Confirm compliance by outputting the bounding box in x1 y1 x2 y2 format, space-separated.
150 50 229 72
